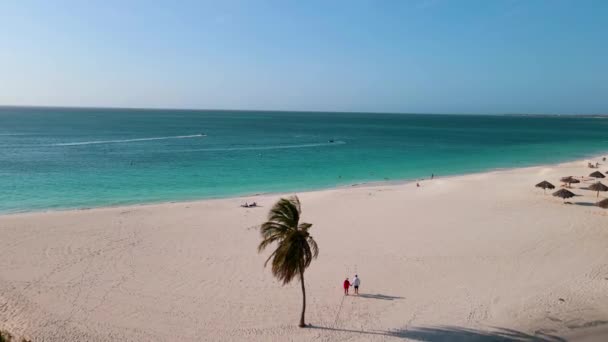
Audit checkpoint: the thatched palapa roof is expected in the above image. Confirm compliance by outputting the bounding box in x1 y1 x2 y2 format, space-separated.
589 171 605 178
560 176 580 185
535 180 555 190
597 198 608 209
588 181 608 197
552 188 576 200
588 182 608 192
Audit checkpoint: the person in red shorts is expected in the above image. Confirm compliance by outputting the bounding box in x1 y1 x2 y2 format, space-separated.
343 277 351 295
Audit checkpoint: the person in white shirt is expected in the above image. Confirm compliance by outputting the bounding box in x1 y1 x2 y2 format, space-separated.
352 275 360 295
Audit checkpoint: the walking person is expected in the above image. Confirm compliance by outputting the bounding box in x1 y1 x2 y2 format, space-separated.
343 278 351 295
352 275 360 295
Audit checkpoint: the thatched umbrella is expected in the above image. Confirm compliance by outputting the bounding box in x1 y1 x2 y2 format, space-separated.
553 188 575 203
560 176 580 187
589 171 605 179
597 198 608 209
535 180 555 194
588 181 608 197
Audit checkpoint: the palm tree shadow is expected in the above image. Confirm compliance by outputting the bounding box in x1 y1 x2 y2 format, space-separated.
391 326 566 342
357 293 403 300
574 202 597 207
308 325 565 342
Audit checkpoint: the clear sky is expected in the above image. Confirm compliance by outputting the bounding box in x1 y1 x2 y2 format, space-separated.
1 0 607 114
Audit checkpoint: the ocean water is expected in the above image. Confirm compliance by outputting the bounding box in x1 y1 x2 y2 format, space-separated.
1 107 607 213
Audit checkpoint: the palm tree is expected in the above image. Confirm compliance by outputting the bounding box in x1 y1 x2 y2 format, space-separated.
258 196 319 328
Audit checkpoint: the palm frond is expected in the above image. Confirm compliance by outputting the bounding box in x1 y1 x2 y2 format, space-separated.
267 197 300 228
298 222 312 232
307 235 319 259
291 195 301 213
257 195 318 286
259 222 291 247
264 249 278 267
258 234 280 253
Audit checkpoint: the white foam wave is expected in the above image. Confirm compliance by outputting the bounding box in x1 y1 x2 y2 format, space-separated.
51 134 206 146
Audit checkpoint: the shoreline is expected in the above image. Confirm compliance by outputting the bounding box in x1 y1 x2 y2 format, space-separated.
3 151 607 217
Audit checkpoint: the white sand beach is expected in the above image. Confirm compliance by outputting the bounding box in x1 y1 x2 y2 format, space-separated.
1 157 608 341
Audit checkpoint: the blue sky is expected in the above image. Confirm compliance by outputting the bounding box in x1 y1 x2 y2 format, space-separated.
1 0 607 114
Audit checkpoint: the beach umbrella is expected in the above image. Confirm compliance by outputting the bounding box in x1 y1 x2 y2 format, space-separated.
535 180 555 194
597 198 608 209
560 176 580 187
589 171 605 179
552 188 576 203
588 182 608 197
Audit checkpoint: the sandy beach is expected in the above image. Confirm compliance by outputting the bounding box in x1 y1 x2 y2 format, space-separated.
1 156 608 341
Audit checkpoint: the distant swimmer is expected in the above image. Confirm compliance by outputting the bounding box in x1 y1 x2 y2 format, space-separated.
329 139 335 143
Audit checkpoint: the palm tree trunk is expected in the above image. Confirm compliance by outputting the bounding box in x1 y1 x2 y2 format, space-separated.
298 269 306 327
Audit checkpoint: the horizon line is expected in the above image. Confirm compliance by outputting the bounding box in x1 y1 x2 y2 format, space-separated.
0 104 606 117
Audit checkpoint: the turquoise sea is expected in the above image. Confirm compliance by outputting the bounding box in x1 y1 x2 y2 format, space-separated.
1 107 607 213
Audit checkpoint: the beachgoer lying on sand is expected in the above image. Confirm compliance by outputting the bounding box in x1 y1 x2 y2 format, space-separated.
352 275 360 295
343 278 350 295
